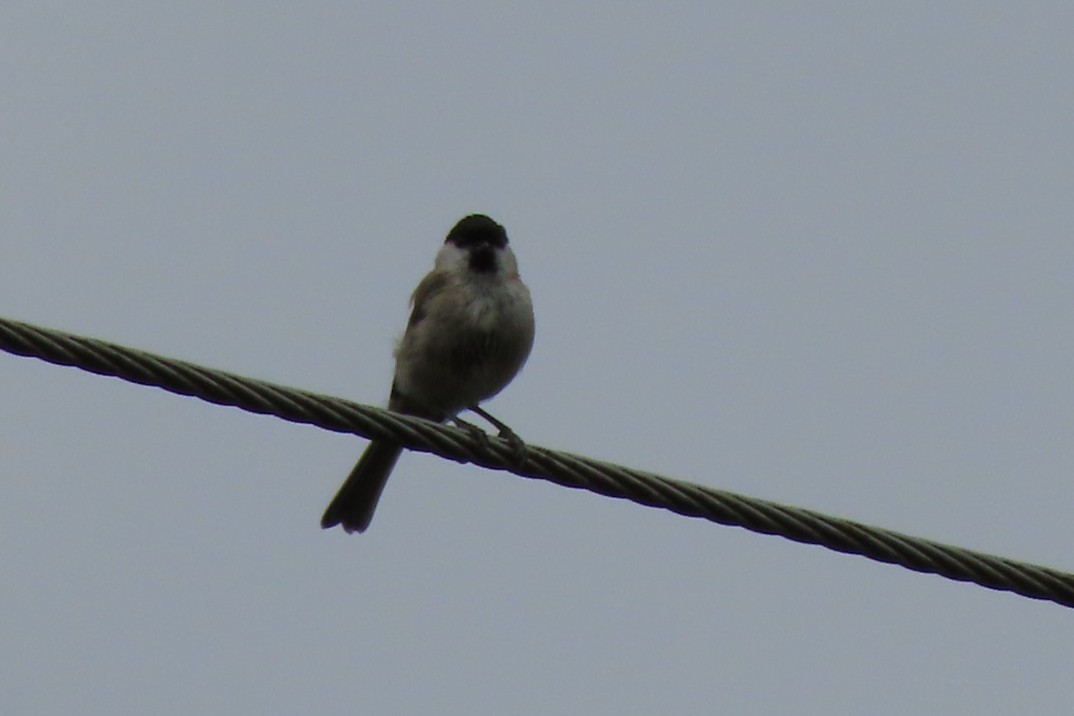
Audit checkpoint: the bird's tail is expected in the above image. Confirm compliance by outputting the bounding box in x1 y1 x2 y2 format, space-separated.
320 441 403 533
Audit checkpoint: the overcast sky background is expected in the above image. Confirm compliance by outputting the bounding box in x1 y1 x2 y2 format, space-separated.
3 3 1073 713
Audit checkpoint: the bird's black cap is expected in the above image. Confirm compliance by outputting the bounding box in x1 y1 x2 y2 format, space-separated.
445 214 508 249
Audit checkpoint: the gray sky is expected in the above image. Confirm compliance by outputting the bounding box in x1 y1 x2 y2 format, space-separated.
3 3 1073 713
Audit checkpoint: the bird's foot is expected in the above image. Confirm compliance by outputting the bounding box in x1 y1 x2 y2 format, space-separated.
466 405 528 466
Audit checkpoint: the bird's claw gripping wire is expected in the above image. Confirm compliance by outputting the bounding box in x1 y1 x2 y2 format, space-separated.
456 405 529 467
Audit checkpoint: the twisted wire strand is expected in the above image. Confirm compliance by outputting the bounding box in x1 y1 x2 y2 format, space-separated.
2 315 1072 609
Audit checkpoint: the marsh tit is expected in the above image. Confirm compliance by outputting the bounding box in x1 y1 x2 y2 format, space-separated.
321 214 535 533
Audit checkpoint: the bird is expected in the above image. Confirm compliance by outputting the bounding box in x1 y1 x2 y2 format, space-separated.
320 214 535 533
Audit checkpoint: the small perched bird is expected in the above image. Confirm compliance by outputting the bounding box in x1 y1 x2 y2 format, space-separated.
321 214 535 533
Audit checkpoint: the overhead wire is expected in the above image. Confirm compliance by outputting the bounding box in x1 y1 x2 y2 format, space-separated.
1 314 1072 609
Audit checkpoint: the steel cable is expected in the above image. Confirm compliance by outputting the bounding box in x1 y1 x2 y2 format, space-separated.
2 314 1072 609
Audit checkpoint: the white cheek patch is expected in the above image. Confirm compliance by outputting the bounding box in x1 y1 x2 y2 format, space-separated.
433 244 469 272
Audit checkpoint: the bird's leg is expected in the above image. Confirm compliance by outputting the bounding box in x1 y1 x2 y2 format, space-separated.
467 405 528 465
451 415 493 452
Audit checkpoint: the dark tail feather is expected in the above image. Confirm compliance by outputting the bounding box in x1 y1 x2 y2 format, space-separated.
321 442 403 533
